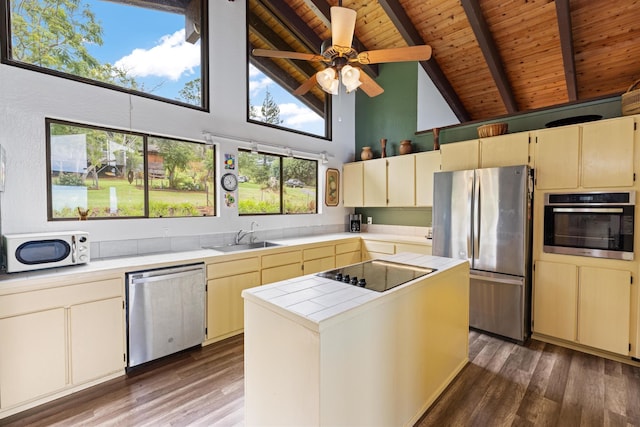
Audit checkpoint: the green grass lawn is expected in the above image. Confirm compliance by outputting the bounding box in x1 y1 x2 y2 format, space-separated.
238 182 316 213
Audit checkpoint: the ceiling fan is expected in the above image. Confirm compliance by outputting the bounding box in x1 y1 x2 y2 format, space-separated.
252 3 432 97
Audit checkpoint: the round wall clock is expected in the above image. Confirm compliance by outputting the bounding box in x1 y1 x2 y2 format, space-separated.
221 173 238 191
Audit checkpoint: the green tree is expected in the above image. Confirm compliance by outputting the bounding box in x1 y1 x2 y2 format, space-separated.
178 78 201 106
261 87 283 125
11 0 138 87
284 158 316 185
155 139 196 189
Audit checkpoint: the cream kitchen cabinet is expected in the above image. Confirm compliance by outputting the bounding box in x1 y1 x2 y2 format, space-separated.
0 277 124 410
344 155 416 207
533 260 631 355
534 116 635 190
415 151 441 206
206 254 260 342
343 162 363 207
302 244 335 275
363 158 387 206
480 133 530 168
261 249 302 284
362 239 431 260
440 139 479 171
335 240 361 267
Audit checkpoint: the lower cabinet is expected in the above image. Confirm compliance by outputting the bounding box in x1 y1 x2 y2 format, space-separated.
0 278 124 411
261 250 302 284
335 240 361 267
533 260 631 355
206 255 260 342
302 245 335 275
362 239 432 260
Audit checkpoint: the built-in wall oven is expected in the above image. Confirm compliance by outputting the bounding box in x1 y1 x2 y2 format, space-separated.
544 191 635 260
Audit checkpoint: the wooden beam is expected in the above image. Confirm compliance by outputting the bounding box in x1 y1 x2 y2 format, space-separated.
250 57 325 116
248 10 321 80
555 0 578 101
377 0 470 122
460 0 518 114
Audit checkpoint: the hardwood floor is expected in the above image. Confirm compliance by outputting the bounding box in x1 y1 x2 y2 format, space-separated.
2 331 639 427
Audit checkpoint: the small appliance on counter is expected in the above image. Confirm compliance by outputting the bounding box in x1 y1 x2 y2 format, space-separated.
349 214 361 232
3 231 90 273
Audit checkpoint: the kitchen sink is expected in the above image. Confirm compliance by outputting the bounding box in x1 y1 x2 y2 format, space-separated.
205 241 281 252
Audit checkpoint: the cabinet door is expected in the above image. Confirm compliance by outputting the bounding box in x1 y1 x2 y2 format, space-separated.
534 127 580 189
208 271 260 339
335 251 361 268
581 117 635 188
440 140 479 171
387 155 415 206
342 162 363 207
0 308 66 408
480 133 530 168
578 267 631 355
395 243 431 255
415 151 440 206
304 256 335 275
532 261 577 341
70 297 125 384
363 158 387 206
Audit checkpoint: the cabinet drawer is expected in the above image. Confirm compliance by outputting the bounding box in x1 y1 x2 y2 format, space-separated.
304 256 335 275
262 250 302 269
303 245 334 261
336 240 360 254
0 278 122 318
363 241 395 254
395 243 431 255
207 256 260 279
262 263 302 285
336 251 361 267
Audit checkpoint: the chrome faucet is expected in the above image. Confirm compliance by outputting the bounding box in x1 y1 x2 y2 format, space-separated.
235 221 259 244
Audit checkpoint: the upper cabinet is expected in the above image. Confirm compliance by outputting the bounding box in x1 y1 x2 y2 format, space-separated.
386 155 415 206
343 162 363 207
535 116 636 190
363 158 388 206
441 133 530 171
440 140 479 171
415 151 441 206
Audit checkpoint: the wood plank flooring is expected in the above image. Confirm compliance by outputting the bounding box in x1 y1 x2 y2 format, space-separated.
2 331 639 427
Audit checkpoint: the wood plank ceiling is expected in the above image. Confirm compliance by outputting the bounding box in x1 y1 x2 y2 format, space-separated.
249 0 640 124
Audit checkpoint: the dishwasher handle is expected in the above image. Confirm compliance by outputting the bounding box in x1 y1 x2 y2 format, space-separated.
129 269 204 285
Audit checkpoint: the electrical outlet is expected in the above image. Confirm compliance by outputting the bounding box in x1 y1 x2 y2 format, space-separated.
367 217 373 225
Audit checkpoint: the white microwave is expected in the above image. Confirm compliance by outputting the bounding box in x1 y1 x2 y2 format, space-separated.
3 231 90 273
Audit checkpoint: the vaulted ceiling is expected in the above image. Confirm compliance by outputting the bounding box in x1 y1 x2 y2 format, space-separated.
249 0 640 125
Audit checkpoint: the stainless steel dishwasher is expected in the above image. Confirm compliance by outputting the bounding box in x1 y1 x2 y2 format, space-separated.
126 263 206 368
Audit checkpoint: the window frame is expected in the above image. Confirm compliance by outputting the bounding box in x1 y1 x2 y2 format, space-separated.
0 0 210 111
237 149 318 216
46 118 216 220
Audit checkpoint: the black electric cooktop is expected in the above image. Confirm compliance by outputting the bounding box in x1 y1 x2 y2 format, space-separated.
316 260 436 292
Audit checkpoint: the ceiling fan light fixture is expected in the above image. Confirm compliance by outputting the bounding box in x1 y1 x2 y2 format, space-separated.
341 65 362 93
318 68 339 95
330 6 357 49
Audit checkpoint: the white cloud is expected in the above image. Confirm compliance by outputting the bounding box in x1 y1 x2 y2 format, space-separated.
114 30 200 81
279 103 322 127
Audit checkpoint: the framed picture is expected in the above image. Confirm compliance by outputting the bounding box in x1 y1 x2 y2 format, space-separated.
325 168 339 206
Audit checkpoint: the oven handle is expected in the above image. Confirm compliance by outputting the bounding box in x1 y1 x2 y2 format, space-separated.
552 207 624 213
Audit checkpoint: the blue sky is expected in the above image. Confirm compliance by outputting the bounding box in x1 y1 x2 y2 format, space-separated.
82 0 324 136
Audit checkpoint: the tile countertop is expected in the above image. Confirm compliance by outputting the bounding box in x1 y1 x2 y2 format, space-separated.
242 252 466 332
0 232 432 290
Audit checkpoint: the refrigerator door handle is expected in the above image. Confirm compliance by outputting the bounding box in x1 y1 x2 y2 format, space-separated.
470 273 524 286
474 174 481 261
467 175 474 258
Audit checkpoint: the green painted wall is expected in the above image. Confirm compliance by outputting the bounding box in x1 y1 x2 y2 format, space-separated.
353 62 623 227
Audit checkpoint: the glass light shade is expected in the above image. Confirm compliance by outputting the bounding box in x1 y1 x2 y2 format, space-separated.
330 6 357 48
318 68 339 95
341 65 362 92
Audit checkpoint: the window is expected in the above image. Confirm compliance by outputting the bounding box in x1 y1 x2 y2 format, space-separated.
247 0 330 138
237 150 317 215
47 119 215 219
3 0 207 109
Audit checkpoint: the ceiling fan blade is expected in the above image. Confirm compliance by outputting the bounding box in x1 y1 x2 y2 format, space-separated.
356 45 432 64
293 73 318 96
252 48 325 62
330 6 357 49
357 70 384 97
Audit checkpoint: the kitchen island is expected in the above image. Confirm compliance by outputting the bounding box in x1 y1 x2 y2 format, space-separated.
242 253 469 426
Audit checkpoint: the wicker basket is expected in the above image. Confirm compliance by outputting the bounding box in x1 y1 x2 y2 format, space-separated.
622 79 640 116
477 122 508 138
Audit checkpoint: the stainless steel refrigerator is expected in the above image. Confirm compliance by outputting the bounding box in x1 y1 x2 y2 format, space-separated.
432 165 533 343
